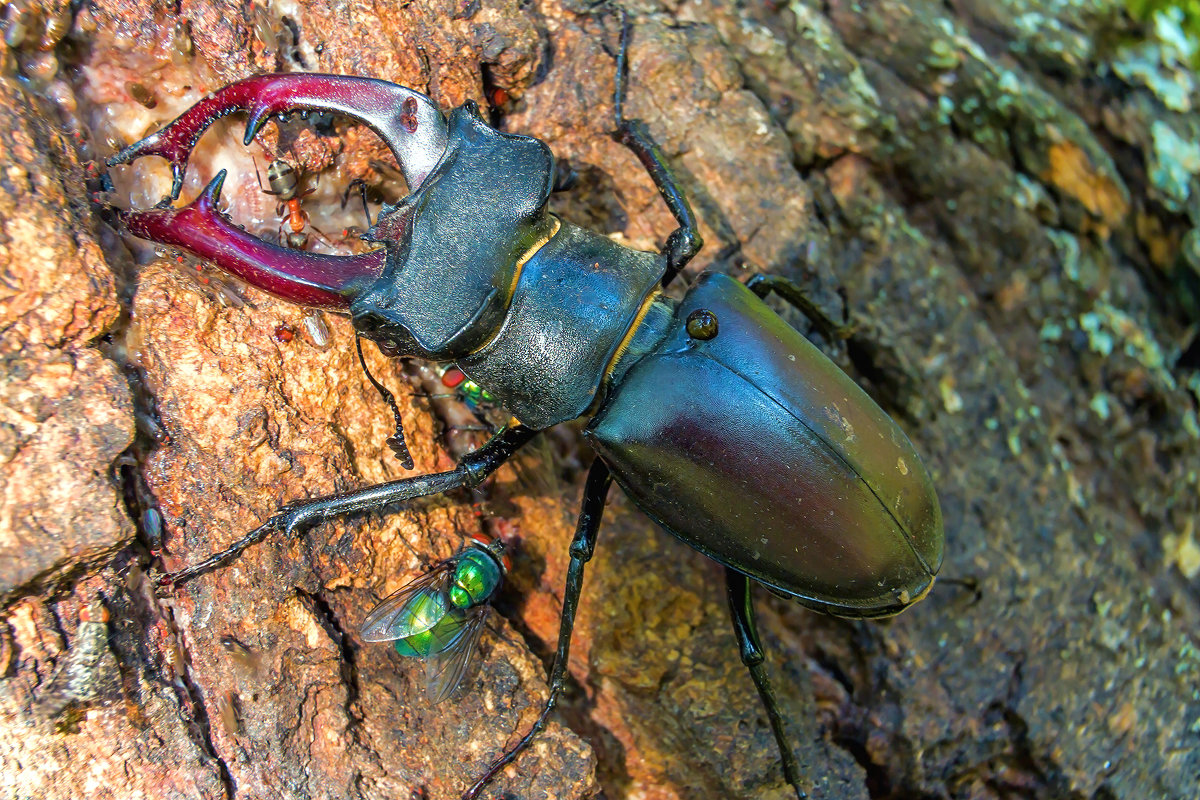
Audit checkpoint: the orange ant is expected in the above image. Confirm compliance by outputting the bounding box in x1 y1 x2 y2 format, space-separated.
253 155 333 250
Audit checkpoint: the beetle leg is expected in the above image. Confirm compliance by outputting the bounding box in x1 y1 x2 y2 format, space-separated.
612 11 703 288
726 568 808 800
107 73 448 204
119 170 386 308
746 274 857 342
158 425 537 587
463 459 613 800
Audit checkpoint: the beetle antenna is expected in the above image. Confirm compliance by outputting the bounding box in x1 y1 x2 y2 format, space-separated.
355 335 415 469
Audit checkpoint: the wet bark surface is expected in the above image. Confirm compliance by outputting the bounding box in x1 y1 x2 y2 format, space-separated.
1 1 1198 799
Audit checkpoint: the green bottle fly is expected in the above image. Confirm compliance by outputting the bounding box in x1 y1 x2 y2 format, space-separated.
361 536 507 702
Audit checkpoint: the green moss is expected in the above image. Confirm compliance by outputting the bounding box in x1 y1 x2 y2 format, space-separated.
1040 320 1065 341
1149 120 1200 212
1089 391 1114 420
1126 2 1200 64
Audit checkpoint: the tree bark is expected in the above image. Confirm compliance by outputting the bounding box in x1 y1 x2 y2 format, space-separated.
1 1 1197 798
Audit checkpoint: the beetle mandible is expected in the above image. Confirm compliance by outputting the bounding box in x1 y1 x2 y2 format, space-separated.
104 18 943 800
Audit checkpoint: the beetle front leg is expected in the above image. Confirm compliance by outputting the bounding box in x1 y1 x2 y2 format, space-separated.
463 459 613 800
612 12 702 288
726 568 807 800
160 425 537 587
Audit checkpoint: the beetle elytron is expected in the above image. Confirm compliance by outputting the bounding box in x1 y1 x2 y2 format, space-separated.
104 19 942 800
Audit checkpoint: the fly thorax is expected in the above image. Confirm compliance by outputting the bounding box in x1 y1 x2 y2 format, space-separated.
450 549 503 609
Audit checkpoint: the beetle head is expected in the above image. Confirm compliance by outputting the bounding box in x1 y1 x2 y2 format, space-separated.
348 103 558 361
107 77 557 357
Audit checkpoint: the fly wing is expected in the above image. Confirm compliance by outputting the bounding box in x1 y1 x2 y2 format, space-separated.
424 607 490 704
360 565 452 642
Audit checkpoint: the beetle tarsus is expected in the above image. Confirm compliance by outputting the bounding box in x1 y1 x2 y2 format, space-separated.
161 517 283 586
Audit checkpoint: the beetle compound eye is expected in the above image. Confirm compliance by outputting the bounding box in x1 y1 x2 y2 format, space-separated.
376 338 402 357
686 309 719 340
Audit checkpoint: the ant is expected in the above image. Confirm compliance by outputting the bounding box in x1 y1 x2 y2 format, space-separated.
253 154 333 250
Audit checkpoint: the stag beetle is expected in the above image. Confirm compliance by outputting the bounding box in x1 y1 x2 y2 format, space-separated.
104 19 942 800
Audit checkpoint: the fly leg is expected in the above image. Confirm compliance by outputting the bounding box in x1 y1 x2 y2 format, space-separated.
462 459 613 800
612 11 702 289
726 568 807 800
746 274 856 342
159 425 537 587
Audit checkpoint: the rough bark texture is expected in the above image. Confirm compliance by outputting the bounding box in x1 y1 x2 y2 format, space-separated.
1 1 1198 799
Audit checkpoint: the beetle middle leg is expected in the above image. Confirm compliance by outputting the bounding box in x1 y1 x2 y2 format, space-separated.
463 459 612 800
159 425 537 587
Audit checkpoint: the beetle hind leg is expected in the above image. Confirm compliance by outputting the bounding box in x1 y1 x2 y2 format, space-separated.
726 567 808 800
